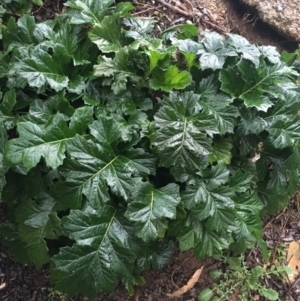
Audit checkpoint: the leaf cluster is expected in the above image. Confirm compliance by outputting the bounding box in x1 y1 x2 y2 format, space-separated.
0 0 300 298
198 256 292 301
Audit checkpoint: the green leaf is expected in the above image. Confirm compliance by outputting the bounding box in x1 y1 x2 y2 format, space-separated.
56 117 156 209
171 38 204 55
9 46 69 92
205 206 235 233
256 145 300 199
265 93 299 125
163 23 198 40
198 288 213 301
153 91 214 177
88 16 123 53
47 22 92 66
94 51 142 94
146 50 171 74
267 117 300 149
227 33 260 67
251 265 265 278
236 107 269 136
0 89 16 122
0 224 31 264
137 241 172 271
52 205 138 298
209 138 233 165
94 56 116 77
260 287 278 301
114 2 134 17
149 66 192 92
25 94 74 124
15 193 62 267
259 45 280 64
257 182 290 214
177 220 203 251
111 110 147 143
3 15 52 50
233 192 264 214
64 0 114 25
125 182 180 242
194 227 231 259
199 96 238 134
228 170 253 193
123 18 156 39
0 123 8 193
232 211 263 254
69 106 94 135
220 60 298 111
5 113 76 170
197 75 239 134
67 75 86 94
209 269 223 280
200 32 237 70
197 165 230 189
32 0 44 5
182 168 236 233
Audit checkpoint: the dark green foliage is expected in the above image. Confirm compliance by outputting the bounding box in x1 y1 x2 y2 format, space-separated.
0 1 300 298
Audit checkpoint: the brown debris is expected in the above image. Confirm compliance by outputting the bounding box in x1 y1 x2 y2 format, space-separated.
166 266 204 297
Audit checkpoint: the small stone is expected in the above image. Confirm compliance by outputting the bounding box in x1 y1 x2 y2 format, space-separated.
277 5 283 11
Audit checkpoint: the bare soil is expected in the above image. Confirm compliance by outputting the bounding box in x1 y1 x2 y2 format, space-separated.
1 0 300 301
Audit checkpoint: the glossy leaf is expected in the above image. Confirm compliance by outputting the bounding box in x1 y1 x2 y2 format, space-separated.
52 205 138 297
9 47 69 92
15 193 62 267
5 113 76 170
88 16 123 53
125 182 180 241
0 124 8 193
153 91 214 177
220 60 298 111
199 32 237 70
149 66 192 92
56 117 156 209
64 0 114 25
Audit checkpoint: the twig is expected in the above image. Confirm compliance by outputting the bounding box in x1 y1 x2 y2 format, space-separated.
283 276 300 297
133 8 156 15
269 215 288 265
263 210 286 230
31 0 48 15
170 255 192 288
132 4 164 16
155 0 191 17
134 288 140 301
155 0 227 33
200 17 228 33
133 16 156 19
182 0 194 14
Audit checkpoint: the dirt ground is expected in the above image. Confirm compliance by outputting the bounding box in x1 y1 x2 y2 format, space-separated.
1 0 300 301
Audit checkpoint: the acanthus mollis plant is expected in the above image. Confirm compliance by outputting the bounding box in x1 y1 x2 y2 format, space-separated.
0 0 300 298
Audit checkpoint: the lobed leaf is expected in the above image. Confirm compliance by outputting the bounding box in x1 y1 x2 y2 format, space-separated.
153 91 214 177
64 0 114 25
52 205 138 297
149 66 192 92
9 47 69 92
56 117 156 209
5 113 77 170
125 182 181 242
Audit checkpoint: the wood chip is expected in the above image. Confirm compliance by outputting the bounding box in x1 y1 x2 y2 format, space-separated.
286 241 300 283
0 282 6 290
166 266 204 297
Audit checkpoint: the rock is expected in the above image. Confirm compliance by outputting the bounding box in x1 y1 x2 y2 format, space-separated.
238 0 300 41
